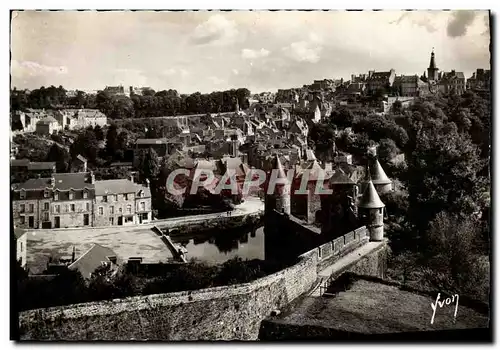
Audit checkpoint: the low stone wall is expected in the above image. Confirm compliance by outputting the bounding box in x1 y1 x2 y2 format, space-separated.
159 212 263 235
18 227 372 341
316 226 370 272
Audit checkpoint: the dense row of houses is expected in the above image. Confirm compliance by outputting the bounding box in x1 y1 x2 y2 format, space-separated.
13 108 108 135
274 51 488 106
12 172 152 229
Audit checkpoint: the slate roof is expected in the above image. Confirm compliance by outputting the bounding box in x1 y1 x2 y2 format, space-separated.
357 180 385 209
94 179 151 197
37 116 58 124
76 154 87 162
135 138 168 145
329 168 356 185
68 243 119 279
53 173 93 190
16 177 52 190
27 162 56 171
11 159 30 167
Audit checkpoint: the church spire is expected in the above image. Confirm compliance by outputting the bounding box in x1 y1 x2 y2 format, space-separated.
429 48 437 70
427 48 439 81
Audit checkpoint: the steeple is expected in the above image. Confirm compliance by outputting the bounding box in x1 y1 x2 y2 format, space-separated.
427 48 439 81
429 48 437 69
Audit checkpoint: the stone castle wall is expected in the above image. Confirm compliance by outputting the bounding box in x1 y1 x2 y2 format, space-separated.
18 226 383 341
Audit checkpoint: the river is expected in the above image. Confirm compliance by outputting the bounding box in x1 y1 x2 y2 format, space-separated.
170 225 265 265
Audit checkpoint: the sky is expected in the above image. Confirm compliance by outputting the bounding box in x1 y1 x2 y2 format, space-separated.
10 10 491 94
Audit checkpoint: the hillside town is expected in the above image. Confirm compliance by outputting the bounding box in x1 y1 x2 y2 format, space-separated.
10 10 491 342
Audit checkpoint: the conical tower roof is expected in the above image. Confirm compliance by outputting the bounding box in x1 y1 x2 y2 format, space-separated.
358 180 385 209
370 158 392 185
429 49 437 70
270 154 288 180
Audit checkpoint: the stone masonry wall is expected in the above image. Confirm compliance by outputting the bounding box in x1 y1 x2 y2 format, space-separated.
18 226 382 341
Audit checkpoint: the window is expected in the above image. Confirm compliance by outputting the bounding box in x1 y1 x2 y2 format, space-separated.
124 194 129 200
44 202 49 211
70 204 75 212
103 195 107 203
69 191 74 200
54 192 59 201
29 204 34 213
99 207 103 215
20 190 26 200
55 205 60 213
127 205 132 214
20 204 25 213
20 242 23 252
44 190 49 198
140 202 145 212
114 195 118 201
110 206 114 215
28 217 34 228
65 205 69 213
109 217 114 225
43 212 49 221
86 203 90 211
119 207 123 214
20 216 25 225
83 191 88 199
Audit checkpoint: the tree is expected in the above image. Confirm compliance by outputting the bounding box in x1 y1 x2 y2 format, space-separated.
136 148 160 182
94 125 104 141
406 112 487 235
309 123 336 161
424 212 489 300
105 124 118 158
70 130 99 163
377 138 400 165
46 144 70 173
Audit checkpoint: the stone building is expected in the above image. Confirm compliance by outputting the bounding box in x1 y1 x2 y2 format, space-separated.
93 177 152 227
55 109 108 130
393 75 427 97
12 173 95 229
366 69 396 95
15 229 28 268
36 116 60 135
291 160 331 224
12 173 152 229
467 69 491 91
438 70 466 95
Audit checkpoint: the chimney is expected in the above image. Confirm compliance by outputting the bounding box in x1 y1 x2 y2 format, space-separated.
90 171 95 184
145 178 150 188
130 174 134 183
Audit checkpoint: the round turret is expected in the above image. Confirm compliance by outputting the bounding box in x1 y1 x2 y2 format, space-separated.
264 154 291 215
357 179 385 242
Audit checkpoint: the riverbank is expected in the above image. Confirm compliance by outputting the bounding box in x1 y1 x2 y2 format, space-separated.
22 197 264 274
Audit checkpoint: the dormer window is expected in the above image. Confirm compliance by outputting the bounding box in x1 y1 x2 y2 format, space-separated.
54 191 59 201
44 190 49 198
19 190 26 200
83 190 88 199
69 191 74 200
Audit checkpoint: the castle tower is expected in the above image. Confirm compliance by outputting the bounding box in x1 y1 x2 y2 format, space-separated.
427 49 439 82
370 158 392 193
264 154 291 216
357 179 385 242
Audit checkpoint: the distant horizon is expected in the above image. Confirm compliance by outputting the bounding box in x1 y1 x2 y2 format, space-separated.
11 10 490 94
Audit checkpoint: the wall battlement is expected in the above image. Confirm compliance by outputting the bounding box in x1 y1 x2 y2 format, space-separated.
18 225 381 341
